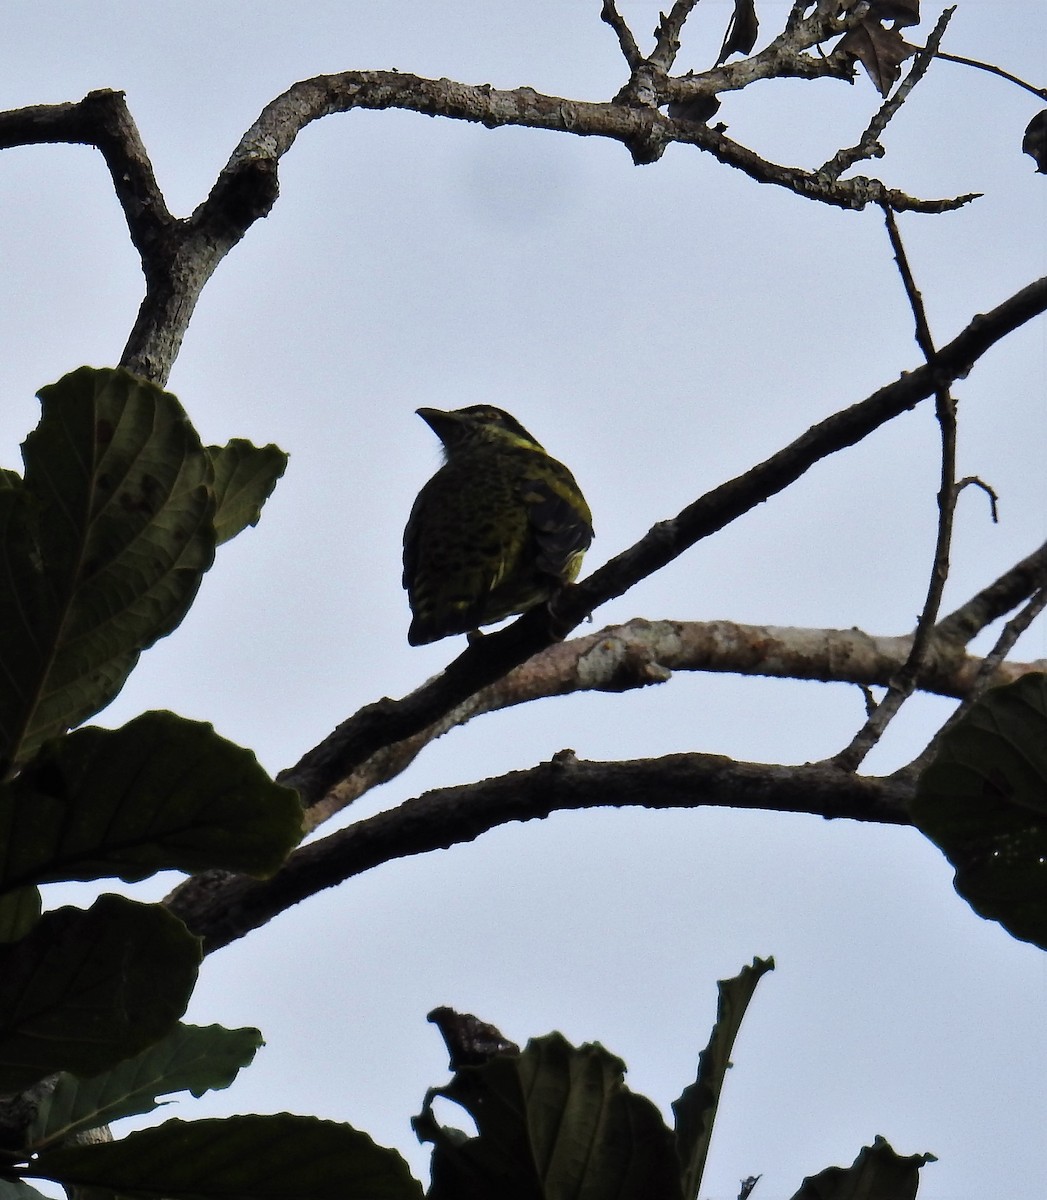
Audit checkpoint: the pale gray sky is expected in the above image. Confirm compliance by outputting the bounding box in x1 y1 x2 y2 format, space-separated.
2 3 1045 1197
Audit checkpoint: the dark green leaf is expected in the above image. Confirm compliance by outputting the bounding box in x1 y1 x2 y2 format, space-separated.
673 957 774 1200
29 1024 263 1149
0 895 200 1091
788 1135 935 1199
0 713 302 891
0 888 40 943
0 367 215 767
32 1115 423 1200
417 1032 682 1200
207 441 287 546
911 673 1047 949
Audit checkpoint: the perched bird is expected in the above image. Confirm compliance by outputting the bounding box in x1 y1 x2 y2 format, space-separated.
403 405 593 646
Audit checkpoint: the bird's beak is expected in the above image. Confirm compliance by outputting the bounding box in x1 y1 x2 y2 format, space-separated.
416 407 458 438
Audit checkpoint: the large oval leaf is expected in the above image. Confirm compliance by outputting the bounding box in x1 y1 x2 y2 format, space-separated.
0 895 200 1091
0 367 215 767
32 1114 423 1200
0 712 302 890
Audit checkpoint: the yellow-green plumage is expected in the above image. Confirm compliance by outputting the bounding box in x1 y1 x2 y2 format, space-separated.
403 406 593 646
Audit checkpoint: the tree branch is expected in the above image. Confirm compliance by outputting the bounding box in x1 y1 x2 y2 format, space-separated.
819 7 954 179
0 90 173 255
167 533 1047 943
936 538 1047 643
264 275 1047 814
832 203 960 770
650 1 704 73
168 753 914 952
931 49 1047 101
902 585 1047 781
0 3 981 385
600 0 644 71
295 536 1047 829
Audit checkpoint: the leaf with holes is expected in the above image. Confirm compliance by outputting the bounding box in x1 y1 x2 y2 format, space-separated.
416 1032 682 1200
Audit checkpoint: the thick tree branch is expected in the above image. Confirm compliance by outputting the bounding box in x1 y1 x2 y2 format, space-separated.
0 89 279 385
302 618 1044 830
0 90 173 254
168 753 914 952
168 535 1047 943
295 535 1047 828
0 0 978 387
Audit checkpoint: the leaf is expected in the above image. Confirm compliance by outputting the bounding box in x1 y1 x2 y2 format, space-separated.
28 1024 263 1149
207 440 287 546
1023 110 1047 173
32 1115 423 1200
911 673 1047 949
427 1006 520 1069
0 712 303 891
836 18 916 96
716 0 758 64
0 887 40 943
866 0 921 27
788 1135 936 1199
0 895 200 1092
673 957 774 1200
416 1032 682 1200
0 367 215 768
0 1180 54 1200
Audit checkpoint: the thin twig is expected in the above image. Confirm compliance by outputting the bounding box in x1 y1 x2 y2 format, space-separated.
820 7 955 180
955 476 999 523
833 205 959 771
931 49 1047 101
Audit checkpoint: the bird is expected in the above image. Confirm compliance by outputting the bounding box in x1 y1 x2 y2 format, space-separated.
402 405 593 646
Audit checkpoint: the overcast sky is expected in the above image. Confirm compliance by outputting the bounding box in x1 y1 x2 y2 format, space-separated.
2 3 1045 1197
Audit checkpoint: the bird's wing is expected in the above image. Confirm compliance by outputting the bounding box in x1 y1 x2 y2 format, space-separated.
520 469 593 580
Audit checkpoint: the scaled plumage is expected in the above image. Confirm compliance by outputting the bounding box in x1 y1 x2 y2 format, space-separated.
402 406 593 646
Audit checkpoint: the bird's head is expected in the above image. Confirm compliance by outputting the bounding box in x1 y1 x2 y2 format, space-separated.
416 406 545 456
